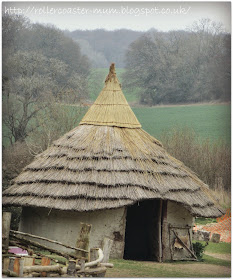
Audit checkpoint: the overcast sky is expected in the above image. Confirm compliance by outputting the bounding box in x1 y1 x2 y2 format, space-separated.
2 2 231 32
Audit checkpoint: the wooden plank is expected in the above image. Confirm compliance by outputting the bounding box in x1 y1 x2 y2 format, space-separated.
2 269 18 277
2 212 12 252
10 229 88 253
158 200 163 262
8 257 15 272
162 200 168 262
13 257 20 276
168 226 174 261
19 258 24 277
188 228 194 253
10 233 76 259
23 264 62 274
36 252 66 266
76 223 92 259
79 259 85 272
9 239 34 255
90 248 98 262
169 225 191 229
102 237 113 263
41 257 51 277
172 230 197 260
23 257 35 267
3 257 10 270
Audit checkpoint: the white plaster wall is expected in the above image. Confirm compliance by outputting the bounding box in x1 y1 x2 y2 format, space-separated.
167 201 194 227
19 206 126 258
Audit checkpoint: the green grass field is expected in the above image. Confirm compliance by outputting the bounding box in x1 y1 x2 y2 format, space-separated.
106 242 231 277
40 242 231 278
132 104 231 144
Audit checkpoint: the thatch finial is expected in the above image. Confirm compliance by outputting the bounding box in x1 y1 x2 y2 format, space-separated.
105 63 117 83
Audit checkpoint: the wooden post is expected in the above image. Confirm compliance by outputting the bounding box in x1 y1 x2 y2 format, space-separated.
41 257 51 277
90 248 99 262
10 229 88 254
9 257 15 272
162 200 168 262
3 257 10 270
102 237 113 263
76 223 92 259
79 259 85 272
96 238 113 278
23 256 35 266
19 258 24 277
158 200 163 262
67 260 77 276
10 233 76 259
2 212 12 252
13 257 20 276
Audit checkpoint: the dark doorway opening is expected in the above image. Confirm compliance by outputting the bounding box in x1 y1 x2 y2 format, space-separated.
124 200 161 261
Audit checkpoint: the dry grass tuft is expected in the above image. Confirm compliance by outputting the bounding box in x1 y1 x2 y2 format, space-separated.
161 127 231 208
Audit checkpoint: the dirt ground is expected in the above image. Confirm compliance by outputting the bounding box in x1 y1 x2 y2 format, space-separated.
205 252 231 261
106 261 231 278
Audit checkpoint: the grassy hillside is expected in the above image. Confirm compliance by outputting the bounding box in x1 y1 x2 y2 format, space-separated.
88 68 230 144
133 104 231 144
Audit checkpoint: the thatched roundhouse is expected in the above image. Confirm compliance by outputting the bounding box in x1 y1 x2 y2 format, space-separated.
3 64 224 261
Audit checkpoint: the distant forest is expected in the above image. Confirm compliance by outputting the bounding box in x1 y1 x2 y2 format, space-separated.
65 29 144 67
67 20 231 105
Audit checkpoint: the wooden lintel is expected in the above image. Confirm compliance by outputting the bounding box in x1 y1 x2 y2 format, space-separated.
169 225 191 229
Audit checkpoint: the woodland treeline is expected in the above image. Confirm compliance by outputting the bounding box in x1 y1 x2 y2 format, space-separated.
3 14 90 145
123 19 231 105
65 29 143 67
67 19 231 105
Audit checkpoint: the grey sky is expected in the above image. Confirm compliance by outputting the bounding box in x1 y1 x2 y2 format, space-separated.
2 2 231 32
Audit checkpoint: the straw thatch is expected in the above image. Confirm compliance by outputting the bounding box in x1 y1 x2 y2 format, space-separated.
3 63 224 218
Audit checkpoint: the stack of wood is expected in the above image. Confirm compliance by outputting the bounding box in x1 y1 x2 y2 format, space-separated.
2 212 113 277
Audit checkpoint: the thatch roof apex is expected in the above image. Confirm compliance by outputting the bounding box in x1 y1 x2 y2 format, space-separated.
79 63 141 128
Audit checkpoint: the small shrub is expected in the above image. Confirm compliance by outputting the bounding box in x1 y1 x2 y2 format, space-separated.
193 241 208 261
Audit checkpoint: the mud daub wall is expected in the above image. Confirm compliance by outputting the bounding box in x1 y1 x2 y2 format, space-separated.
19 207 127 258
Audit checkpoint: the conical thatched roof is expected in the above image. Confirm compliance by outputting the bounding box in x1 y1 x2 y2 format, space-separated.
3 63 224 218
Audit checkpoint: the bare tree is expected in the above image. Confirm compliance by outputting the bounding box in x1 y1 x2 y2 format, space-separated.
123 18 230 105
2 51 73 144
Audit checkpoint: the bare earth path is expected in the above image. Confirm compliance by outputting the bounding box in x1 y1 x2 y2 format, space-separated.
205 252 231 261
106 261 231 278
